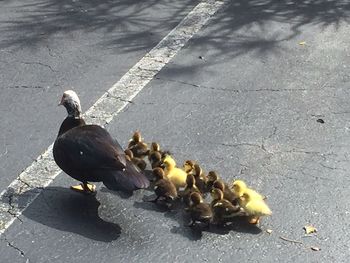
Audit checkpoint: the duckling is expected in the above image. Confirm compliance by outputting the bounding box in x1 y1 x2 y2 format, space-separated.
148 142 160 161
150 167 177 203
124 149 147 171
193 163 208 193
182 174 200 207
183 160 196 174
213 180 238 205
239 191 272 224
206 171 219 190
127 131 142 148
231 180 265 200
188 192 212 227
150 142 161 152
149 150 163 169
148 141 171 160
128 141 149 159
163 155 187 189
210 188 241 225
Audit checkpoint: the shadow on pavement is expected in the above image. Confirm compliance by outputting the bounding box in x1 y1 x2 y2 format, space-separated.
22 186 121 242
0 0 194 51
134 194 261 241
1 0 349 56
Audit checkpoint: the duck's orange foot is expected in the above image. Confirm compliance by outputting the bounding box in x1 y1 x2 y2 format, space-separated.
70 183 96 194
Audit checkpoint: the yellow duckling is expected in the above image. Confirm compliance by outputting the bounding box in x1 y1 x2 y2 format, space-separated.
239 191 272 224
231 180 265 200
163 155 187 189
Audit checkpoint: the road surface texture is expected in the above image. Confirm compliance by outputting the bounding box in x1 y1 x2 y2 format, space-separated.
1 0 350 262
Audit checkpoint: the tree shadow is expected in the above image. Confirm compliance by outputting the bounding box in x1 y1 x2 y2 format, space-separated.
1 0 349 58
0 0 195 51
21 186 121 242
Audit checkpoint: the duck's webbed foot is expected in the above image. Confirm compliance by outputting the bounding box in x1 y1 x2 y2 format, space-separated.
70 183 96 194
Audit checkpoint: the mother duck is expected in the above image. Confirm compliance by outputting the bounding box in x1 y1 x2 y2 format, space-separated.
53 90 149 193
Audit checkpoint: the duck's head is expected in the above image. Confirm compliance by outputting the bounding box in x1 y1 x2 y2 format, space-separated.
153 167 166 180
150 151 162 162
241 192 251 202
207 171 219 182
150 142 160 152
232 180 247 197
210 188 223 200
132 131 142 142
190 192 203 205
59 90 82 118
163 155 176 169
213 180 225 192
183 160 195 173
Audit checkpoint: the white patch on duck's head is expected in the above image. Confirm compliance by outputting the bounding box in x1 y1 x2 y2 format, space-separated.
60 90 82 118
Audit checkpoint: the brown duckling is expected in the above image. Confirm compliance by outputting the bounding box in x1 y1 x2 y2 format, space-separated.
206 171 220 191
150 167 177 203
213 180 238 205
128 141 149 159
188 192 213 227
182 174 200 207
148 142 161 162
149 150 163 169
183 160 196 174
193 163 208 193
124 149 147 171
150 142 171 156
127 131 142 148
210 188 241 225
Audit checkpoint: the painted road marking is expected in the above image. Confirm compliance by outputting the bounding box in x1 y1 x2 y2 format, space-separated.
0 0 226 235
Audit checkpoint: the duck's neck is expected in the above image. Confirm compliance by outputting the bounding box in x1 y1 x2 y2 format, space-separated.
57 116 86 137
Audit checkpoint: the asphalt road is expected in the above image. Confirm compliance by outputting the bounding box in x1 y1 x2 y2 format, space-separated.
1 0 350 262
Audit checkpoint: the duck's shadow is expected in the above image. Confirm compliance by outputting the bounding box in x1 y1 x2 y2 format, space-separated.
134 193 262 241
21 186 121 242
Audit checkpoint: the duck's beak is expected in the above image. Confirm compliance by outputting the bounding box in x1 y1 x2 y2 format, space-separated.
58 96 64 106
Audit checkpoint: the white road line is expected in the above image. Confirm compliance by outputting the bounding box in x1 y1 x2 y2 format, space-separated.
0 0 226 235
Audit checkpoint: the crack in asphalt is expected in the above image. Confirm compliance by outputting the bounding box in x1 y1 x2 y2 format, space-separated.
155 77 310 93
21 61 58 72
217 141 269 153
106 92 134 103
3 235 26 258
1 85 45 89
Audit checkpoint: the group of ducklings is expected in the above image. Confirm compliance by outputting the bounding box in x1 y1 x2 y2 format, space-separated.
126 131 272 228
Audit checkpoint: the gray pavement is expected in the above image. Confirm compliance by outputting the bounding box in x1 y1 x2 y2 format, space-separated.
1 0 350 262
